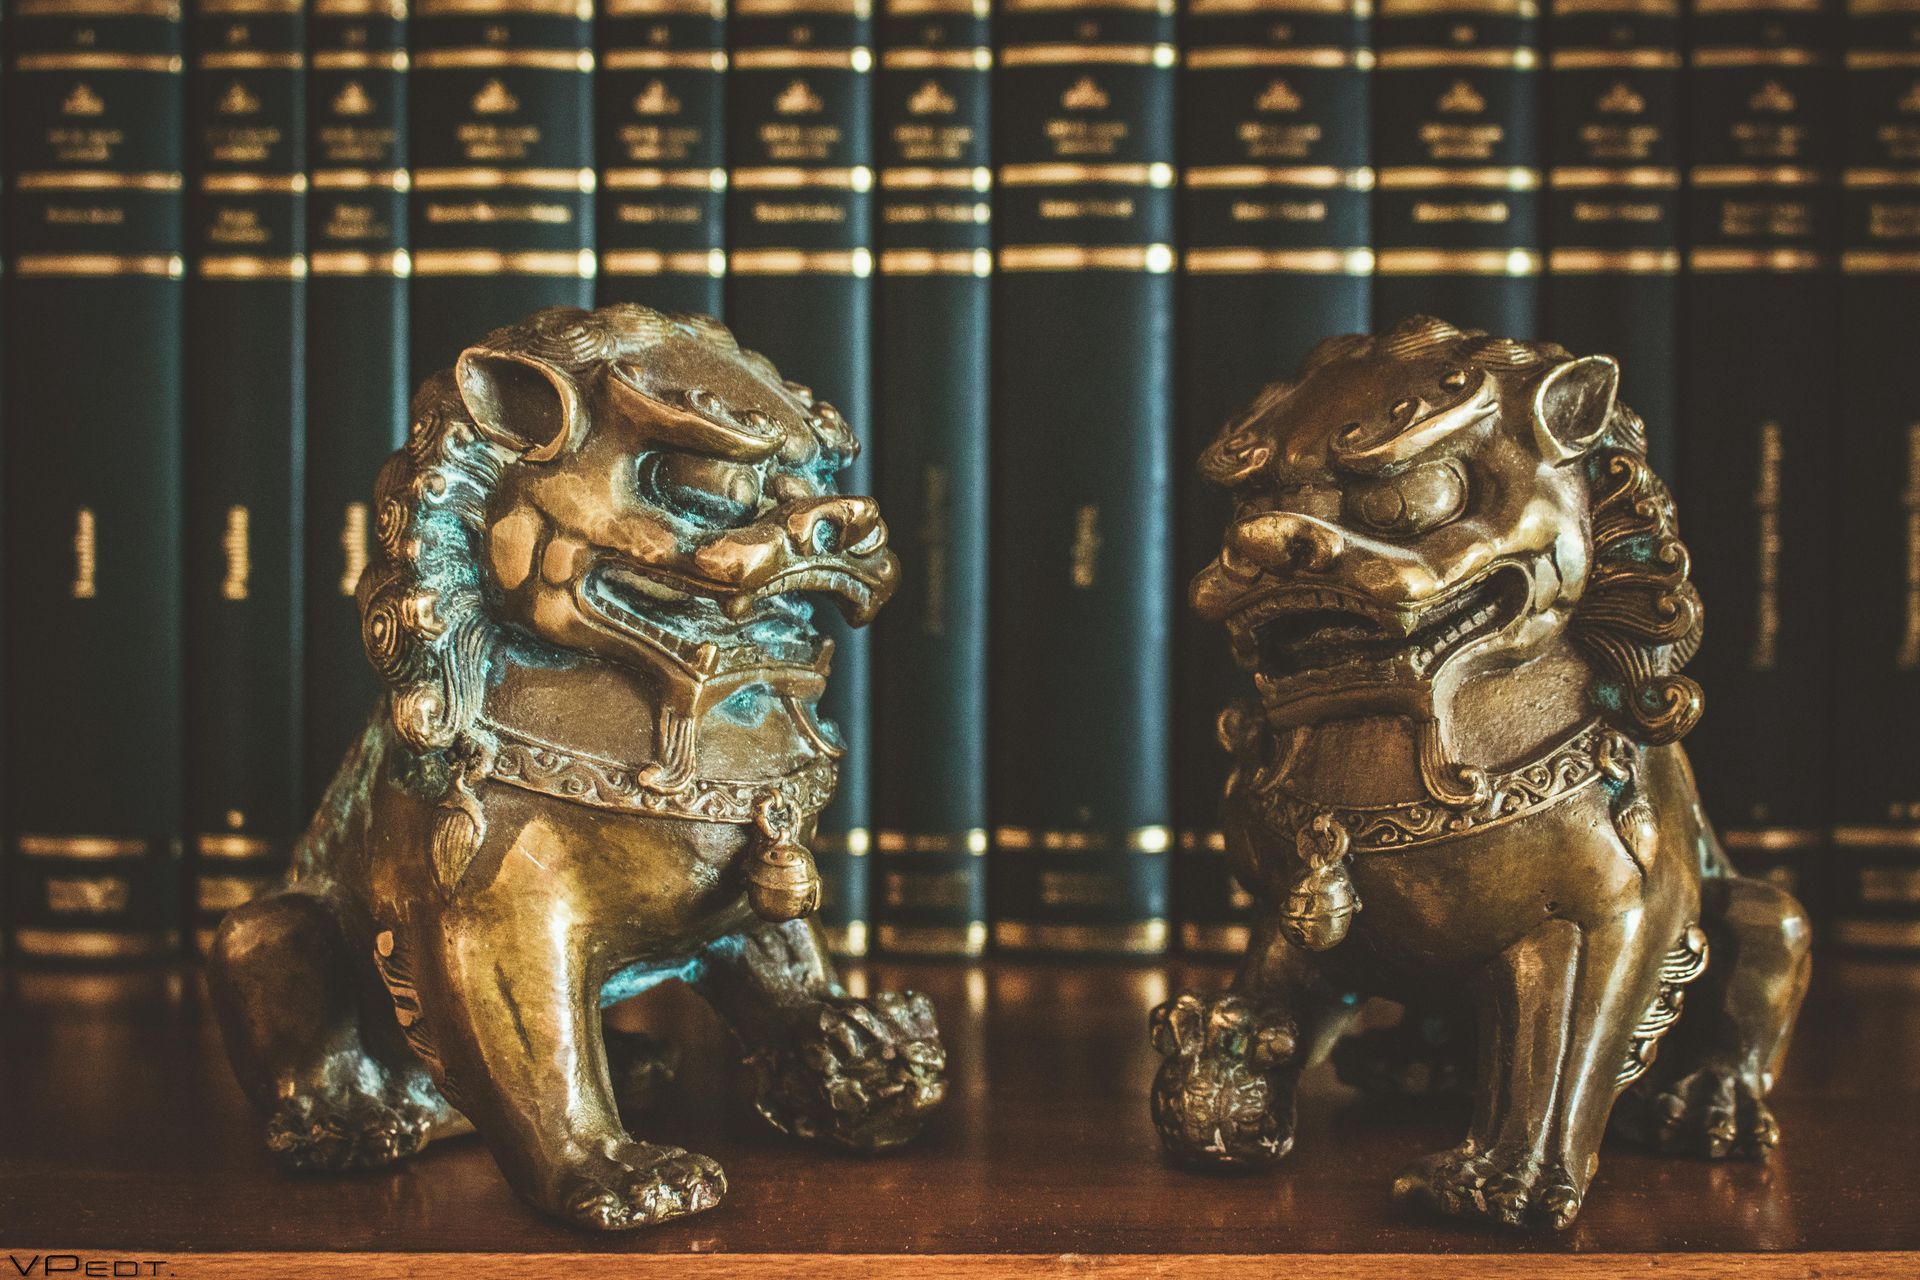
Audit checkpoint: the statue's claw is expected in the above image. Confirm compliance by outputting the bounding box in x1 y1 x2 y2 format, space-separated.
1149 991 1299 1169
748 990 948 1151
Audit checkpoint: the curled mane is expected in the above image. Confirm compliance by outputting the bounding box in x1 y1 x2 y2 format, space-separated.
353 304 782 754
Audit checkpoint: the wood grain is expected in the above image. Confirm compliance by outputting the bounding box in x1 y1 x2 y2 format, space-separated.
1 956 1915 1271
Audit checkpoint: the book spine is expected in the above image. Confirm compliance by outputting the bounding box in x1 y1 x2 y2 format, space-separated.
3 0 186 963
596 0 727 315
303 0 408 807
726 0 875 955
1544 0 1682 482
407 0 595 383
1372 0 1541 334
1680 0 1836 894
183 0 308 951
1830 0 1920 952
870 0 991 958
1172 0 1371 956
989 0 1175 956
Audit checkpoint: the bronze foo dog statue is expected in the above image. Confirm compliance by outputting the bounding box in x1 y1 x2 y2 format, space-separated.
209 305 947 1229
1151 317 1811 1229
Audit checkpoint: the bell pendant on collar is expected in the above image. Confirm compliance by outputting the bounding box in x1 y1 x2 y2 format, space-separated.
1279 812 1360 951
747 797 822 923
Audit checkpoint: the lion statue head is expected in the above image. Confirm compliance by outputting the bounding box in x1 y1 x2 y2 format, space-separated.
1191 314 1703 748
356 304 899 755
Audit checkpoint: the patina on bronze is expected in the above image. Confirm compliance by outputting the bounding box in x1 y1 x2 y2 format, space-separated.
1151 317 1811 1230
208 305 947 1230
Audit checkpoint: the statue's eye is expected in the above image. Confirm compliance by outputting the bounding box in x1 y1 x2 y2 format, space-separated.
1440 368 1471 392
638 453 764 529
1345 460 1467 536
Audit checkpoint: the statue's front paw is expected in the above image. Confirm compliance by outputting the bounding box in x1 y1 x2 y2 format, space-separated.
556 1142 726 1230
1613 1066 1779 1159
265 1083 433 1172
1149 991 1298 1169
749 990 948 1152
1392 1144 1585 1230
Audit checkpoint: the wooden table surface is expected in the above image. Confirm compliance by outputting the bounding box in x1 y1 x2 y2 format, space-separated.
1 954 1915 1277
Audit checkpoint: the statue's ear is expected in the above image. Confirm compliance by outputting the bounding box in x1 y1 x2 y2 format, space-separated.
1532 354 1619 464
455 347 583 462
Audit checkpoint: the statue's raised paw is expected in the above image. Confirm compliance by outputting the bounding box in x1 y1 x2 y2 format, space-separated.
1392 1144 1583 1231
556 1142 726 1231
748 990 948 1152
265 1082 436 1173
1150 992 1299 1169
1613 1066 1780 1159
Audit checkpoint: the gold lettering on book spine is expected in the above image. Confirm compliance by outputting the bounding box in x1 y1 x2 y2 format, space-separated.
222 504 252 601
72 506 98 599
1749 423 1782 671
1900 424 1920 670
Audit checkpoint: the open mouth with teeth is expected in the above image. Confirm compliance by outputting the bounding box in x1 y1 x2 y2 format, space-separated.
1228 564 1532 700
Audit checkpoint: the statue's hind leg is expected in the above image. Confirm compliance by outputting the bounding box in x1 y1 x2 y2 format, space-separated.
207 887 470 1171
1613 876 1812 1157
693 917 948 1152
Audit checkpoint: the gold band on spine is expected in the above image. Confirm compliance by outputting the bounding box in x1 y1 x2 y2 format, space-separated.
1846 169 1920 187
1378 165 1540 189
1846 51 1920 69
1376 48 1537 70
875 923 989 956
1185 165 1374 189
411 248 597 276
15 254 186 277
604 167 729 190
997 244 1176 273
311 249 414 275
311 168 413 190
879 248 993 275
1690 48 1822 68
728 248 874 275
602 49 728 70
311 50 411 71
1185 47 1370 69
196 0 301 11
314 0 411 15
198 255 309 278
1375 247 1542 274
1833 825 1920 848
1000 162 1174 187
195 834 278 859
15 171 184 191
875 829 991 854
1180 922 1253 954
606 0 725 13
201 172 309 193
992 825 1173 852
1550 166 1679 188
14 52 184 73
418 0 592 16
1720 826 1825 850
17 834 155 859
992 920 1170 953
1694 0 1819 10
1178 829 1228 852
999 44 1177 67
1004 0 1171 10
1550 49 1680 69
13 929 181 960
413 167 597 191
601 249 729 275
1843 251 1920 274
1380 0 1534 11
882 47 991 70
732 48 873 70
1191 0 1358 12
732 165 874 189
1547 0 1675 11
1185 247 1375 274
814 829 872 856
1690 165 1823 187
199 52 305 70
1831 919 1920 950
1688 248 1825 273
737 0 868 11
16 0 182 15
412 48 595 71
1548 248 1679 273
882 166 993 189
821 921 871 956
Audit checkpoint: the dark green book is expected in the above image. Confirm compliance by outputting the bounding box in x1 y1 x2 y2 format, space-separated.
303 0 407 807
1679 0 1836 895
597 0 727 315
990 0 1175 956
1544 0 1681 482
870 0 990 958
1373 0 1541 334
4 0 186 962
1172 0 1372 957
183 0 307 952
726 0 875 956
1831 0 1920 952
408 0 595 383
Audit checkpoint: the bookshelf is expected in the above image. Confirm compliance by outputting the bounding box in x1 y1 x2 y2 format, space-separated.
2 955 1915 1276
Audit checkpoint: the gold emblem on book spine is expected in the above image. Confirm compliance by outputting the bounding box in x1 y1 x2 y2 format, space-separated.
61 82 106 116
207 305 945 1231
220 505 251 601
1154 316 1811 1231
71 506 98 599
